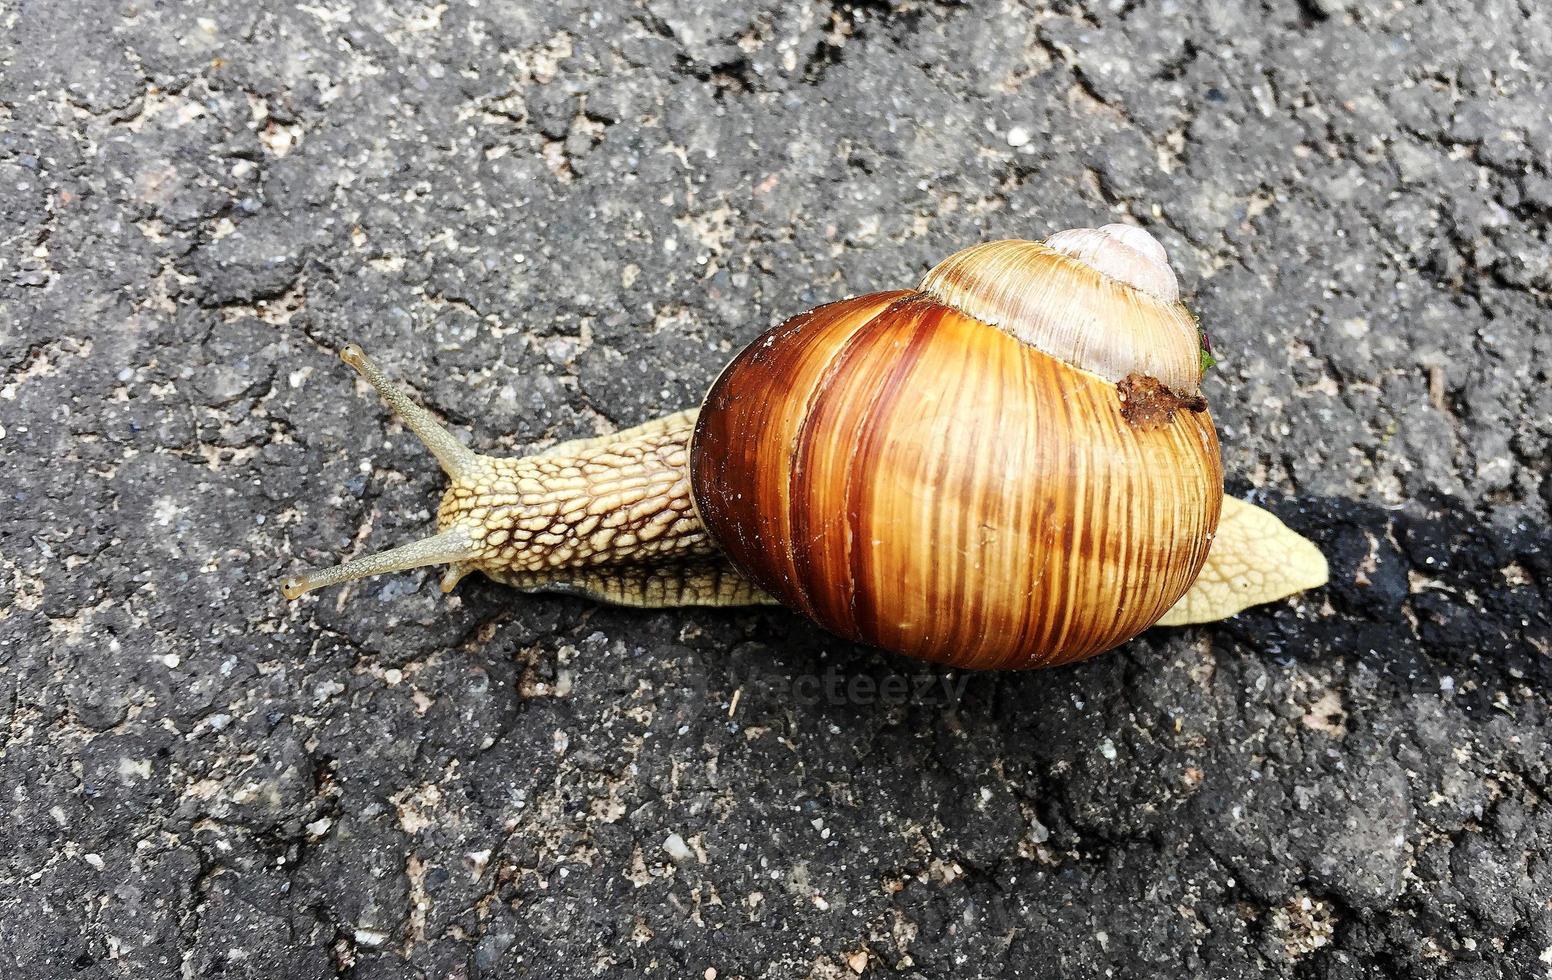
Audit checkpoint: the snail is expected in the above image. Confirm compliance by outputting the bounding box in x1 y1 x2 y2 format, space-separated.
281 224 1327 669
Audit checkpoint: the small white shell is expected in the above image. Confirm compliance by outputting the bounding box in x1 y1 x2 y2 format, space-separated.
1044 224 1180 304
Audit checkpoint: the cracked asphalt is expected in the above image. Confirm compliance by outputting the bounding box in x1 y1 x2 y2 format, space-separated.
2 0 1550 977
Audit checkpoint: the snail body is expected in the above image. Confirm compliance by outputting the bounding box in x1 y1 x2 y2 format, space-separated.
283 225 1325 670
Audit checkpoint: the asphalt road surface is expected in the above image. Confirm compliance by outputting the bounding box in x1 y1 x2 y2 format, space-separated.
2 0 1549 977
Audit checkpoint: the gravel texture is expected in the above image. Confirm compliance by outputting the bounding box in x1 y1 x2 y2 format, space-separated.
2 0 1551 977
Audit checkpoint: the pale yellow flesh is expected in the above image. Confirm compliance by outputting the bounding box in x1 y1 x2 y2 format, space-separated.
1158 495 1329 626
282 345 1326 628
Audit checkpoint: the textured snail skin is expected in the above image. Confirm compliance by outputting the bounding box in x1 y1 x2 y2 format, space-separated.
689 289 1222 670
444 410 766 607
1156 496 1327 626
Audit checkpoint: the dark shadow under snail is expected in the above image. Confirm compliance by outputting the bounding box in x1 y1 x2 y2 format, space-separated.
281 224 1327 670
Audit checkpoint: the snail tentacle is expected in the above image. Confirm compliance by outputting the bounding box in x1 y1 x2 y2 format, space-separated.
280 526 481 600
339 343 482 481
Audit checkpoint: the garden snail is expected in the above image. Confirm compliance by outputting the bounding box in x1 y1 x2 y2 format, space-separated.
281 224 1327 669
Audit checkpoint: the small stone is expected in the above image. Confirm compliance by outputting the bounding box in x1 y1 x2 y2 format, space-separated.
354 927 390 947
662 833 692 864
313 680 345 703
465 848 493 880
1029 816 1051 843
1006 126 1032 148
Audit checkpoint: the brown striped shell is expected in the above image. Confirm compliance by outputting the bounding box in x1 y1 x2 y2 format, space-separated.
689 225 1222 669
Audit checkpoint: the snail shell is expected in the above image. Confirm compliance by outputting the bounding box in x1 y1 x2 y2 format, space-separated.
689 224 1222 669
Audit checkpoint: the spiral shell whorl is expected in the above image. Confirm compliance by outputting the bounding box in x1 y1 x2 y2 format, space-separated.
917 224 1204 394
1045 223 1180 304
